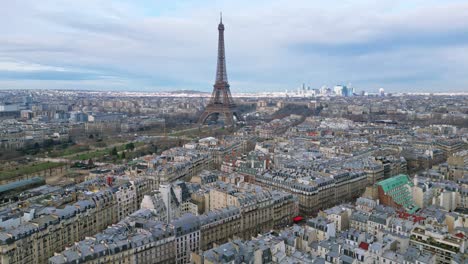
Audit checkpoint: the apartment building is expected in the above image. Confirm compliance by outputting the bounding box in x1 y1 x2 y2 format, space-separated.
410 225 466 264
49 210 176 264
207 181 298 239
149 148 213 185
0 179 153 264
256 170 367 216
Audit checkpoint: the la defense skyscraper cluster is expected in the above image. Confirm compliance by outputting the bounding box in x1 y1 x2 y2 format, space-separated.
198 14 242 127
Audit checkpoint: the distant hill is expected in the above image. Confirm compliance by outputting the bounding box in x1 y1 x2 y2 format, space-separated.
167 90 210 94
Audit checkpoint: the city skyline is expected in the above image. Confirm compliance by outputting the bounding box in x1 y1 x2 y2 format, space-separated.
1 0 468 93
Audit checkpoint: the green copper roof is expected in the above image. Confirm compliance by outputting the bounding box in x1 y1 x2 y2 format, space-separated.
377 174 413 193
377 174 419 213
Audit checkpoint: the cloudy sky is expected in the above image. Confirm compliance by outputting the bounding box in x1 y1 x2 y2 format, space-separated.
1 0 467 93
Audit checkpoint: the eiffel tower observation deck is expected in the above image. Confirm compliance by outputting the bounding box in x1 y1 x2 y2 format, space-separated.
198 14 242 127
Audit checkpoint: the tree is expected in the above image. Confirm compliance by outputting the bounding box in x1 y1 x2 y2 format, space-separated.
110 147 118 156
152 144 158 154
43 139 55 148
88 134 94 139
120 152 126 159
125 143 135 151
60 142 68 149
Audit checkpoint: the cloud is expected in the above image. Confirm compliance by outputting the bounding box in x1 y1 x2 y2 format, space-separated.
0 0 467 92
0 60 67 72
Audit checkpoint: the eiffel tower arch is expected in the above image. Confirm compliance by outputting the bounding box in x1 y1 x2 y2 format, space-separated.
198 14 242 127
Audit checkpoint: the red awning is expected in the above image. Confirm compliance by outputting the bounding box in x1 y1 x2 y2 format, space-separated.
293 216 304 222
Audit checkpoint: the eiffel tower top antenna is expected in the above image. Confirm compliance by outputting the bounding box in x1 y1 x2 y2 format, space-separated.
216 11 227 84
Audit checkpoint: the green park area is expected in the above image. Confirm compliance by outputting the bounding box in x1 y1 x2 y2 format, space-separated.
0 162 67 181
69 142 144 161
48 145 91 158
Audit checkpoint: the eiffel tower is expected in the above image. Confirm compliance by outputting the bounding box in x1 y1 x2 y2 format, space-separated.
198 14 242 126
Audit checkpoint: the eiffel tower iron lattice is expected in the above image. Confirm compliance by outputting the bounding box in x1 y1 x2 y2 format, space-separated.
198 14 242 127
